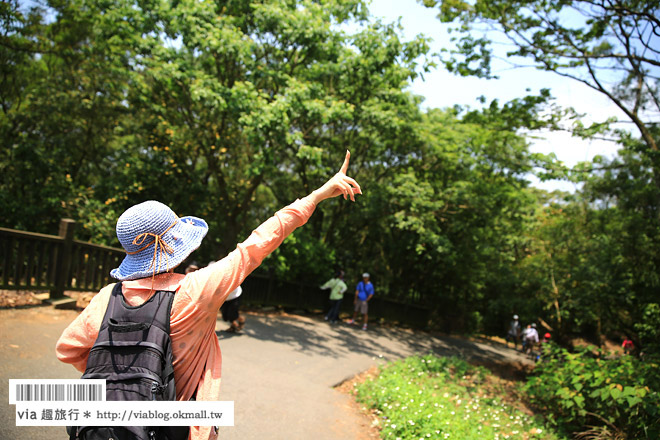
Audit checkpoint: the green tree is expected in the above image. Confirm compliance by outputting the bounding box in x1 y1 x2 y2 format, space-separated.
0 0 433 284
421 0 660 154
333 96 554 332
0 0 141 237
117 0 432 275
421 0 660 350
580 142 660 352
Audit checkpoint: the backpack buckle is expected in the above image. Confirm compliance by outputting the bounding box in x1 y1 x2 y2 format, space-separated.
151 381 164 400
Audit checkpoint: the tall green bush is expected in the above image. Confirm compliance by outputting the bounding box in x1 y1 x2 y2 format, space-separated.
524 345 660 439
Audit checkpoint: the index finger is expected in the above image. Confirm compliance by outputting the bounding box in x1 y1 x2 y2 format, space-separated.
340 150 350 175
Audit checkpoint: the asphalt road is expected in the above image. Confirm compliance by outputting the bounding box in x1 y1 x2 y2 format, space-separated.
0 306 531 440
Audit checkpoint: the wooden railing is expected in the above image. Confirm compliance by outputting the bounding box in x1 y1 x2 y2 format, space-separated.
1 220 430 327
68 241 125 292
0 219 124 298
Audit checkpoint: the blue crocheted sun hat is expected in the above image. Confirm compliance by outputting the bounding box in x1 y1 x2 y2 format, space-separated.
110 200 208 281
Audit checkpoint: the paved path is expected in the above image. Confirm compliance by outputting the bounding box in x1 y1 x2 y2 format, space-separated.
0 307 531 440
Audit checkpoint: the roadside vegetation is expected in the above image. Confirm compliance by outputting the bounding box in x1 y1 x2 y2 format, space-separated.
524 345 659 440
355 348 659 440
355 355 563 440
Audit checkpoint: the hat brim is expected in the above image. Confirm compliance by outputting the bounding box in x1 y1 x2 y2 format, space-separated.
110 216 208 281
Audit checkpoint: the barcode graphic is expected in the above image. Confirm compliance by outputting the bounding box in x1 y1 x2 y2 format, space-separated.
15 383 102 401
16 384 63 401
9 380 106 403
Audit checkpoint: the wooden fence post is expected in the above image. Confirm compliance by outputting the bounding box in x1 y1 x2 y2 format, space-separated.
51 219 76 299
266 267 274 304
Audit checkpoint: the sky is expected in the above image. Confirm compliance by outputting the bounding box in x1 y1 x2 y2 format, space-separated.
364 0 628 192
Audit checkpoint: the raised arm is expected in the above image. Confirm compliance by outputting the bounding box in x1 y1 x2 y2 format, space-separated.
308 150 361 205
183 151 361 311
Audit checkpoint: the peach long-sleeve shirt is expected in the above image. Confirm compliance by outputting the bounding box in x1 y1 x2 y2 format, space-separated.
55 196 317 440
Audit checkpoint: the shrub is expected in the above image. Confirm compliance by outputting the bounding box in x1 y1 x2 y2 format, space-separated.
524 344 660 439
636 303 660 357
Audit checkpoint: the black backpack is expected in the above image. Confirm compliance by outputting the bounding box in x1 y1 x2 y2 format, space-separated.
67 282 190 440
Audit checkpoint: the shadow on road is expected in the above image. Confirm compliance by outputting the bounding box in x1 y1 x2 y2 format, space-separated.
224 312 532 379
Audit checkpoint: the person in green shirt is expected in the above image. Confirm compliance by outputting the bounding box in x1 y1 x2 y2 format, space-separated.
320 270 348 324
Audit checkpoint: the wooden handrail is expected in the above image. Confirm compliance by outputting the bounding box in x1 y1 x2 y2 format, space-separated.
73 239 124 253
0 227 63 244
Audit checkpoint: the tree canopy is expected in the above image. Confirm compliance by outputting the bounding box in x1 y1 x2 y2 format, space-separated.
421 0 660 152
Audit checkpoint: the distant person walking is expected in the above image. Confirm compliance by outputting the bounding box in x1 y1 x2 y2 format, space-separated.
221 285 245 333
522 323 539 354
320 270 347 324
622 336 634 354
349 273 374 330
535 332 552 362
505 315 522 349
185 261 200 274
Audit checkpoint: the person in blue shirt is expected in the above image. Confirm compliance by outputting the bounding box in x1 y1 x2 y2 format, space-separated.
348 272 374 330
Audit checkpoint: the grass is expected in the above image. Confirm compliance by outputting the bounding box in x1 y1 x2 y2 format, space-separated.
353 355 565 440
